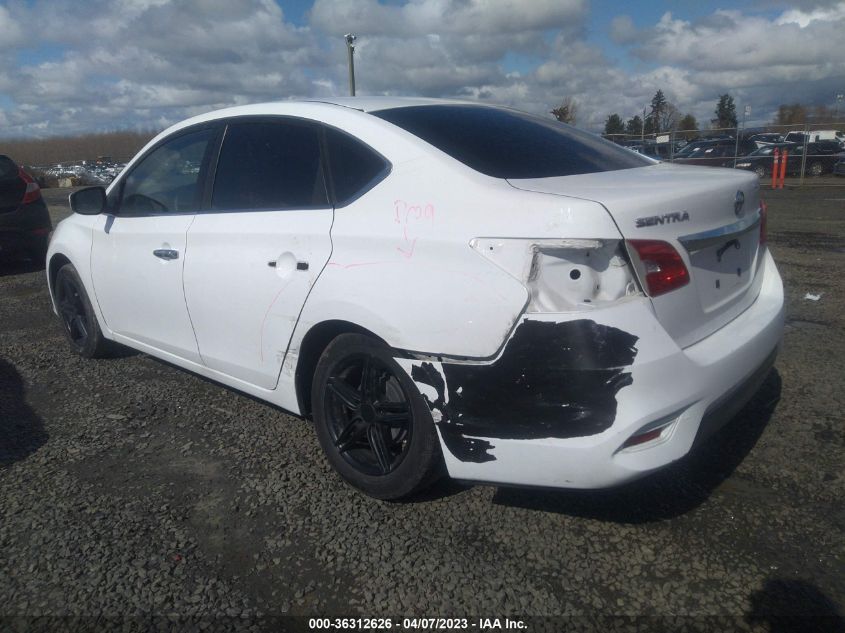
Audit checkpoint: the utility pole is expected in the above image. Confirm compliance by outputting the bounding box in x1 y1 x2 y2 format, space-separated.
641 106 646 143
836 94 844 122
344 33 357 97
734 104 750 168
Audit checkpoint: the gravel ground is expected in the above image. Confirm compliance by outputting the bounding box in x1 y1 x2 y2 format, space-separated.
1 185 843 631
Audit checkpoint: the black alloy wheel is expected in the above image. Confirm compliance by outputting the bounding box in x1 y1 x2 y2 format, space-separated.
312 333 442 499
53 263 112 358
324 354 413 476
55 271 90 348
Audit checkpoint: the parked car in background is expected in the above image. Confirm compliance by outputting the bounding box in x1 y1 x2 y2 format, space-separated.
46 98 783 499
672 138 757 167
833 155 845 177
784 130 844 145
0 154 52 263
624 144 662 161
748 133 782 148
732 142 842 177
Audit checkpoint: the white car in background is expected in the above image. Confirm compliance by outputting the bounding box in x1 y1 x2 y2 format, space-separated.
46 98 784 499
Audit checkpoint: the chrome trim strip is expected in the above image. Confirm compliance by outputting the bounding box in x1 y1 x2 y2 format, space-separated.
678 208 762 253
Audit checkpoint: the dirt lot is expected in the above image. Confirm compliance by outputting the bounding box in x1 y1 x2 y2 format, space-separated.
1 185 843 631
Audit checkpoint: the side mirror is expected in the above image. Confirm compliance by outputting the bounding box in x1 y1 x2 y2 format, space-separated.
69 186 107 215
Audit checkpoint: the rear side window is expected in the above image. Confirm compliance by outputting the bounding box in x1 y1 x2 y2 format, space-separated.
212 121 328 210
371 105 649 179
324 127 389 205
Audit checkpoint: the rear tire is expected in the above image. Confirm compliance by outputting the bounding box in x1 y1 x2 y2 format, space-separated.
53 264 112 358
312 334 443 500
808 161 823 177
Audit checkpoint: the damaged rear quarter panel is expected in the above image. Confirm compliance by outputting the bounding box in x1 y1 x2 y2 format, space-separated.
400 317 639 465
290 159 625 360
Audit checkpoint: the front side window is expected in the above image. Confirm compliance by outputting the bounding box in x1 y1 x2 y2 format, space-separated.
371 105 650 179
211 120 328 211
119 127 215 214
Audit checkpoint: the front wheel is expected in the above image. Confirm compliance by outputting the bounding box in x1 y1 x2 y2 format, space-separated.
53 263 112 358
808 161 823 177
754 165 766 178
312 334 443 499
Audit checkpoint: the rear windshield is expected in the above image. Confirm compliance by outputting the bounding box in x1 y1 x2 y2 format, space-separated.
371 105 649 179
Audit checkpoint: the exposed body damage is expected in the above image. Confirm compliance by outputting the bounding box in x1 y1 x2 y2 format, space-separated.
405 319 639 463
395 260 783 489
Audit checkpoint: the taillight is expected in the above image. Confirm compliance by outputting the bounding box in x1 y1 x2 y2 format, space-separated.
759 198 768 247
627 240 690 297
19 167 41 205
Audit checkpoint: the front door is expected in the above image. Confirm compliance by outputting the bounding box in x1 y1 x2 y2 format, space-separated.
183 119 334 389
91 126 219 363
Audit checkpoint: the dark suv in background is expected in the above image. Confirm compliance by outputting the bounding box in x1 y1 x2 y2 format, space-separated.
732 142 843 177
672 138 757 167
0 155 52 264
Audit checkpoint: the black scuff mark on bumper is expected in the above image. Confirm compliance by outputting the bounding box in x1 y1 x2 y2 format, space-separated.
411 319 639 463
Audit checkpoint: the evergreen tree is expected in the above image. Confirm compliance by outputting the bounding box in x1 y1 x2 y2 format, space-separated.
649 90 668 134
625 115 643 136
712 94 738 130
604 113 625 135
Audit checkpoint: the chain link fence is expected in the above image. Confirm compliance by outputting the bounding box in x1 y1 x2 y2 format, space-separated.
605 122 845 187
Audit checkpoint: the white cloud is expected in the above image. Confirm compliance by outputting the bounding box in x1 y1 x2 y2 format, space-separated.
1 0 844 137
630 9 844 71
776 3 845 26
609 15 637 44
0 5 25 48
309 0 587 38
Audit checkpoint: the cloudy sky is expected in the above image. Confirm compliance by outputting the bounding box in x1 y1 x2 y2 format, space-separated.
1 0 843 137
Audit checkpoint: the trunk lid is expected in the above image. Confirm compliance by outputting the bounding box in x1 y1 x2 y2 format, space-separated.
509 163 765 348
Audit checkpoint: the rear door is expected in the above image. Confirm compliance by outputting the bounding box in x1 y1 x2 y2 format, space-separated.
183 118 334 389
91 125 219 363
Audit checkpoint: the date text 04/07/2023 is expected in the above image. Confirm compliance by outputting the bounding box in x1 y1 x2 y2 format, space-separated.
308 617 527 630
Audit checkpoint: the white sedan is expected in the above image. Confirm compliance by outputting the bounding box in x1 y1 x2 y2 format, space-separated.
47 98 784 499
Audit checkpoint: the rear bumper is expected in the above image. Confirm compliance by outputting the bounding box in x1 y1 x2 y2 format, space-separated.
396 249 784 489
0 199 52 257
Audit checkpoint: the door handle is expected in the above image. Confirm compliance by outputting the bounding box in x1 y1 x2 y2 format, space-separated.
153 249 179 260
267 259 309 271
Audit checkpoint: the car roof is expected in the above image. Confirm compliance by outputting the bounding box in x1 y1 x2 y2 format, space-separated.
154 97 500 141
301 96 477 112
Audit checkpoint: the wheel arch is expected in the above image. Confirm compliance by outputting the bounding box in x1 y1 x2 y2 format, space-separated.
47 252 72 302
294 319 388 419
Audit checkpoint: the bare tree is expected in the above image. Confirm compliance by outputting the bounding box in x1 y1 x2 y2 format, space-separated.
659 103 680 134
774 103 808 126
